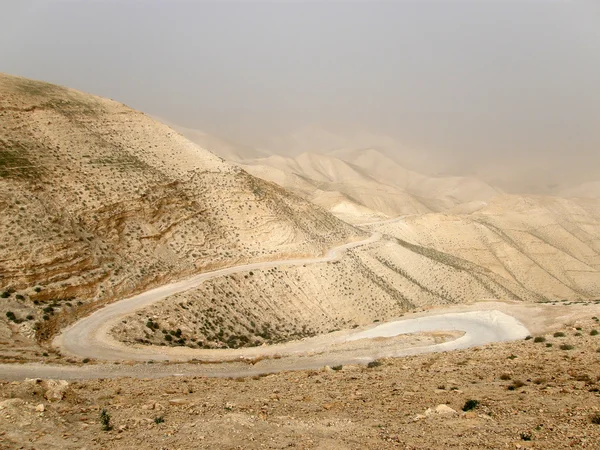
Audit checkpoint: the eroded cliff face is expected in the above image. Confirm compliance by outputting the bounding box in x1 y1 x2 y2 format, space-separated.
0 73 361 345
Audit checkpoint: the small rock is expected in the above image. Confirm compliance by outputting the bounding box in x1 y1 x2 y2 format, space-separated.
44 380 69 402
434 404 457 415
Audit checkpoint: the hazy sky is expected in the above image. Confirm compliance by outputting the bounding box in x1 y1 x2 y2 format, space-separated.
1 1 600 189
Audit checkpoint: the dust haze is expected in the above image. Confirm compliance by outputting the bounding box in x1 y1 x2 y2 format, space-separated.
2 0 599 193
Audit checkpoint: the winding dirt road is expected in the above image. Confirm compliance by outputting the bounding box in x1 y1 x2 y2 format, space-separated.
53 232 383 361
6 227 581 381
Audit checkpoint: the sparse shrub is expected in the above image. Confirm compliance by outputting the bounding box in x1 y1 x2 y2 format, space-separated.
5 311 16 322
154 416 164 424
100 409 112 431
33 286 42 293
500 373 511 381
546 343 553 348
462 399 479 411
367 360 382 368
591 330 599 336
508 380 526 391
520 432 533 441
533 377 547 385
591 413 600 425
1 291 11 298
164 335 172 342
507 354 517 360
533 336 546 343
82 358 90 364
554 331 566 337
560 344 574 350
575 332 582 337
332 365 343 371
524 335 532 340
15 294 24 300
26 315 34 320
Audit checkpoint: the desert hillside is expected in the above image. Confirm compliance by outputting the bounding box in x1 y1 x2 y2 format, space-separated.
237 148 502 223
0 73 362 345
239 152 431 223
113 194 600 350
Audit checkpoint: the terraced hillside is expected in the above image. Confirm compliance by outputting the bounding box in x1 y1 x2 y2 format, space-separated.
0 73 361 350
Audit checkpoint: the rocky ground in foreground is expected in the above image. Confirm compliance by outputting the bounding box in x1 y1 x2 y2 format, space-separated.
1 318 600 449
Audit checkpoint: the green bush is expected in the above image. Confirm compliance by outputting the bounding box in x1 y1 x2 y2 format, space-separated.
154 416 164 424
533 336 546 343
100 409 112 431
591 330 599 336
1 291 11 298
559 344 574 350
332 365 343 371
5 311 16 322
553 331 566 337
367 360 382 369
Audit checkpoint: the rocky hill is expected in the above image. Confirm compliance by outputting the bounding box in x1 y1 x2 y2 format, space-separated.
0 73 361 347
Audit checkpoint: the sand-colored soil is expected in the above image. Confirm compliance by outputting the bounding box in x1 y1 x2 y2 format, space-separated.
2 316 600 449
